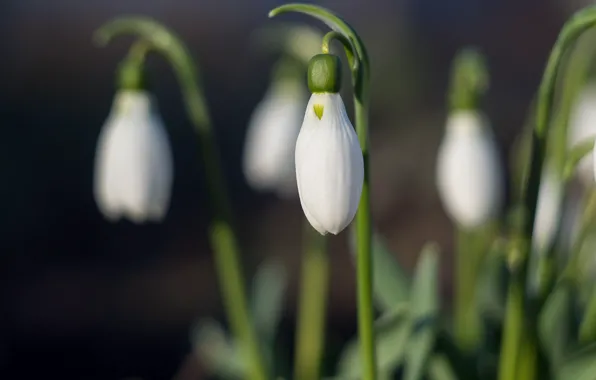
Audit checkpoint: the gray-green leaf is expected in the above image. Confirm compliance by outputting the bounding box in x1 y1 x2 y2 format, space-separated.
337 306 411 378
349 228 410 310
251 258 287 344
190 319 245 379
404 243 441 380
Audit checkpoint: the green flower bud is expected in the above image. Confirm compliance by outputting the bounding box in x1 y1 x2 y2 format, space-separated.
307 54 342 93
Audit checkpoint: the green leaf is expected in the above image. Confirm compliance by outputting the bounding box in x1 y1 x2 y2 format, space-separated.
404 243 441 380
190 319 245 379
337 306 411 377
557 343 596 380
428 354 458 380
371 234 411 310
250 258 287 344
349 229 410 311
538 284 572 370
579 282 596 343
475 239 507 322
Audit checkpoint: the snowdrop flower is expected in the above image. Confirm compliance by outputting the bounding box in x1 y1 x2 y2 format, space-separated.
295 54 364 235
569 83 596 184
243 77 307 197
94 90 173 223
531 166 564 254
436 110 504 228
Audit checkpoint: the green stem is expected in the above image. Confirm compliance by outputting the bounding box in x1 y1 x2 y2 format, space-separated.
94 17 267 380
269 5 376 380
454 228 483 352
499 7 596 380
562 189 596 283
294 222 329 380
446 48 489 352
498 275 525 380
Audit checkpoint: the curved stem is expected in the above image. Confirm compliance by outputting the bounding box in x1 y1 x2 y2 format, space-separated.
126 39 151 66
321 31 355 69
500 6 596 380
269 5 376 380
94 17 267 380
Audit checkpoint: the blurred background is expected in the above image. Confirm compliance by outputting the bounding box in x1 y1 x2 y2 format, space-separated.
0 0 590 378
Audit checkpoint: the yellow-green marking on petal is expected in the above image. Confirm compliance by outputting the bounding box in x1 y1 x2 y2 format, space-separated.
313 104 324 120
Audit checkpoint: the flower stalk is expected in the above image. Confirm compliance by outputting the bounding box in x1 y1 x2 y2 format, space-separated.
444 48 492 352
294 222 328 380
94 17 267 380
499 6 596 380
269 4 376 379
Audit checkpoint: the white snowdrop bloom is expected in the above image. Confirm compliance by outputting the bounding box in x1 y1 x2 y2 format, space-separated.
295 92 364 235
531 167 564 254
569 83 596 184
436 110 504 228
94 90 173 223
242 78 307 198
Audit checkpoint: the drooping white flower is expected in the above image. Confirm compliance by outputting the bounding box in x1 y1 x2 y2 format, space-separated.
531 166 564 254
242 78 307 197
569 83 596 184
93 90 173 223
436 110 504 228
295 92 364 235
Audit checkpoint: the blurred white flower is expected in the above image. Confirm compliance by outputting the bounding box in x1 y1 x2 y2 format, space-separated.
94 90 173 223
569 83 596 184
436 110 504 228
531 167 564 254
295 92 364 235
243 78 307 197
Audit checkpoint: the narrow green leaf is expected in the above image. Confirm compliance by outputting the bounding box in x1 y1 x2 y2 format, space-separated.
190 319 246 379
538 285 571 370
404 243 441 380
428 354 458 380
557 343 596 380
337 306 411 377
250 258 288 344
580 282 596 343
475 239 507 322
349 229 410 310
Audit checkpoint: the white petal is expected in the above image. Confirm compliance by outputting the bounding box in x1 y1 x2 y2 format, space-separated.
93 90 173 223
243 80 307 197
295 93 364 235
436 110 504 228
531 167 563 253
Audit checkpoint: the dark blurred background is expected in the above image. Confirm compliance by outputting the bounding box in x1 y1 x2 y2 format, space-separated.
0 0 587 378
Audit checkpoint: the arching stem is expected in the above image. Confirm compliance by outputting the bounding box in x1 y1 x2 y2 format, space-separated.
94 17 267 380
